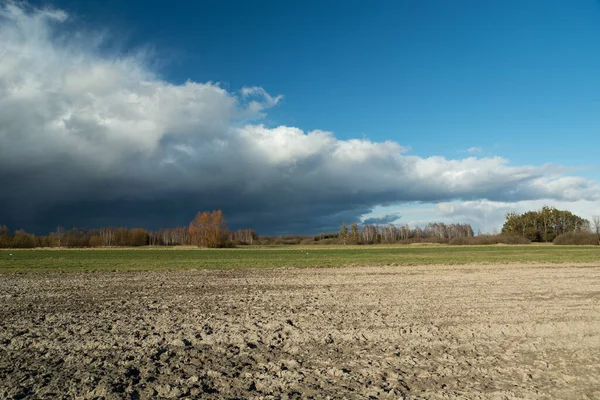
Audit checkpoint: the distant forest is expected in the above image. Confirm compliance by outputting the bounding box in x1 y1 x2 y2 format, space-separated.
1 207 599 248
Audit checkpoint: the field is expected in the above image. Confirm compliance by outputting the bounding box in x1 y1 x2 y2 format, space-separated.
1 246 600 399
1 244 600 273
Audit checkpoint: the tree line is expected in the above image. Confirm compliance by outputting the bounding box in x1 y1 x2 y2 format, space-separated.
0 210 257 249
322 222 475 245
1 207 598 248
501 206 594 242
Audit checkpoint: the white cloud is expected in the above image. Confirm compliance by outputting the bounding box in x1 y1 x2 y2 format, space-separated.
436 199 600 233
1 2 600 233
241 86 283 116
466 147 482 154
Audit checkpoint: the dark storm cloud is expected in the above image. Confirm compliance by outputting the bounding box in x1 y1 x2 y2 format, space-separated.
1 3 600 235
363 213 402 225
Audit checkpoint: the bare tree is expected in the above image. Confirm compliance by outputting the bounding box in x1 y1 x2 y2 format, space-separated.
55 226 64 248
339 223 349 245
100 227 115 246
593 215 600 245
350 223 359 242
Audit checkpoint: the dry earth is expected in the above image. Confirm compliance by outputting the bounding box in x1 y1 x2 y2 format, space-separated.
1 263 600 399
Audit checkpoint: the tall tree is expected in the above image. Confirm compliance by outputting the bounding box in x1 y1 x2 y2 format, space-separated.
54 226 64 248
339 223 349 245
189 210 230 248
230 229 258 245
350 223 359 242
12 230 36 248
593 215 600 245
0 225 12 248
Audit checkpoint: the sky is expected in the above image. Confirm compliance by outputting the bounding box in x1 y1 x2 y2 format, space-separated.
1 0 600 235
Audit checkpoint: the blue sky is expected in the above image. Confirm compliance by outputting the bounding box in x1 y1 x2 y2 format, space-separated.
45 0 600 165
2 0 600 233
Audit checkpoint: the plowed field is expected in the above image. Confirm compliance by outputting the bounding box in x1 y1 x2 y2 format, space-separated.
2 263 600 399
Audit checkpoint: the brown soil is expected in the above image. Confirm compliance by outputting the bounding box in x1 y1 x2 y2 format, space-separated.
1 263 600 399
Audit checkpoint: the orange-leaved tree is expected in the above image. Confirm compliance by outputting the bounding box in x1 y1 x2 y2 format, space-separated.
189 210 230 248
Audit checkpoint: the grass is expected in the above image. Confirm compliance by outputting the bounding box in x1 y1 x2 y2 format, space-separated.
1 245 599 273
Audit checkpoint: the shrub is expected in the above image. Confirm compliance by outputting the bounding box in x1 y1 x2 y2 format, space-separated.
553 232 599 245
449 234 530 245
448 237 472 245
421 237 449 244
314 238 339 245
496 234 531 245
